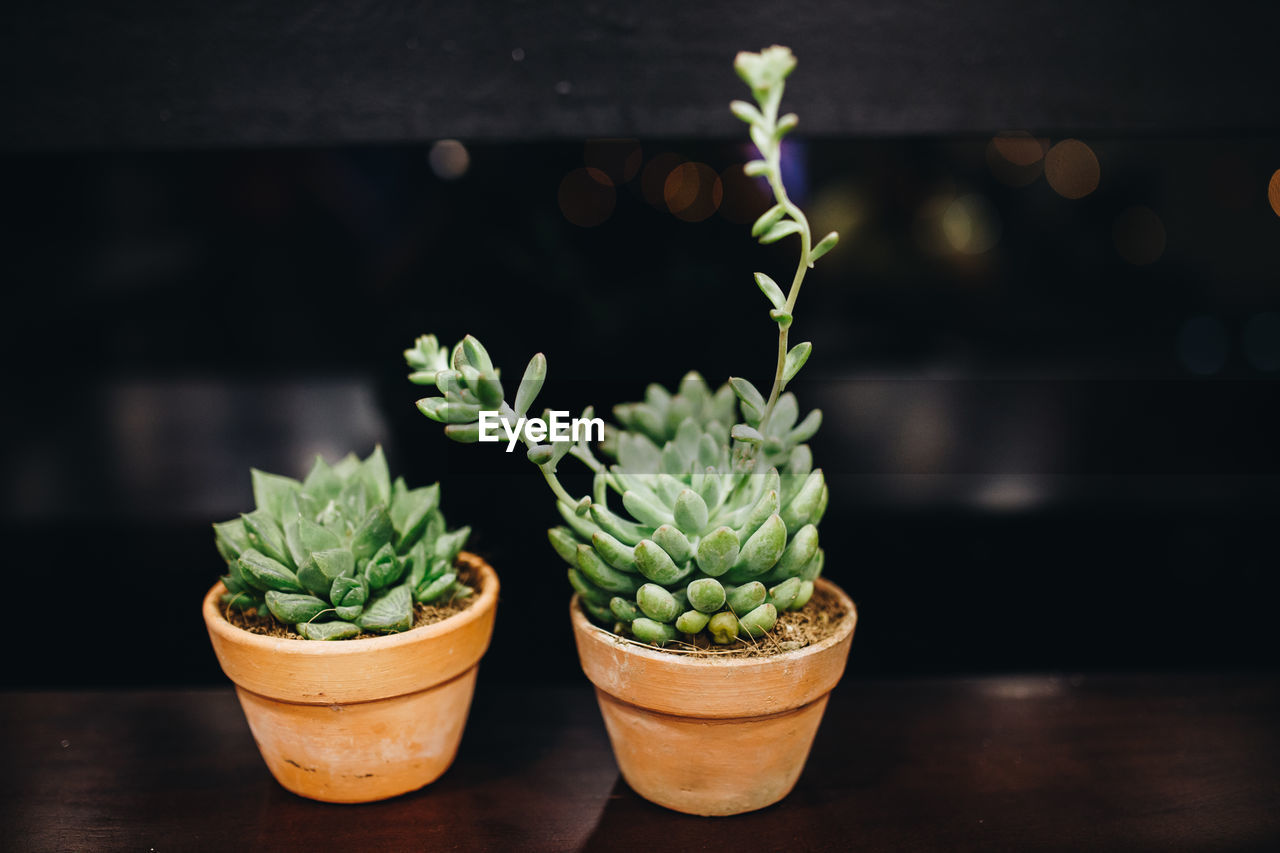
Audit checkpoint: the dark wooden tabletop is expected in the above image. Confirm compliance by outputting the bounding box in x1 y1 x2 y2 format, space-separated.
3 674 1278 851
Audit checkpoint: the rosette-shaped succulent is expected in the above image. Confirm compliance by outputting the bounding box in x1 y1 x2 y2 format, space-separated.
213 447 471 640
407 45 837 647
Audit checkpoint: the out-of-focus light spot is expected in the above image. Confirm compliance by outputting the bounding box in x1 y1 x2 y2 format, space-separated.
584 139 642 185
1044 139 1099 199
664 162 722 222
511 47 525 61
973 478 1046 512
1243 313 1280 371
986 139 1042 187
810 182 868 250
912 190 956 255
1177 315 1229 375
981 678 1064 700
428 140 469 180
555 80 572 95
991 132 1048 166
717 164 773 224
1112 206 1166 265
941 194 1001 254
558 167 615 227
1269 169 1280 217
640 153 684 208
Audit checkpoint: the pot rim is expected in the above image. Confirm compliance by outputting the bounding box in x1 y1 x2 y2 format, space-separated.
570 576 856 669
202 550 498 657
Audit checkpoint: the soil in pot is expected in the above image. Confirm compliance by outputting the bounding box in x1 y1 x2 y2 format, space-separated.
571 577 857 817
223 563 481 640
204 552 499 804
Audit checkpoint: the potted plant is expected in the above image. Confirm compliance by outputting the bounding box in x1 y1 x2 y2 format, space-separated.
404 45 855 816
202 446 499 803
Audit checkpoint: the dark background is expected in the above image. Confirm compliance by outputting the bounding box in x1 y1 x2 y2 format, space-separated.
3 2 1279 688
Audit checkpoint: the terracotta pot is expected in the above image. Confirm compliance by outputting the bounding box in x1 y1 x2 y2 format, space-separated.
203 551 498 803
571 577 856 816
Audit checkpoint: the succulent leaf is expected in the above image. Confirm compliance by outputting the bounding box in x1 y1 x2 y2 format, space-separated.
687 577 727 613
675 610 711 634
416 571 457 604
651 524 693 564
727 581 767 614
237 548 304 593
265 591 330 624
738 603 779 638
694 526 740 577
631 617 678 647
357 584 413 634
296 621 362 641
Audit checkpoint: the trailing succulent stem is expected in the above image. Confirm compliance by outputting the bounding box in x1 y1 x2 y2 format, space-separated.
407 46 835 649
214 447 472 639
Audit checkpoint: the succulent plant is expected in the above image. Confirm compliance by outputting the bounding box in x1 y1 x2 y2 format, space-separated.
406 45 836 647
213 447 472 640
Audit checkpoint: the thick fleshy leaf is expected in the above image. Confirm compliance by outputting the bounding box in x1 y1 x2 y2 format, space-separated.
567 567 613 607
729 99 764 124
576 545 642 595
631 618 677 646
622 490 672 528
590 504 651 546
738 603 779 638
390 483 440 551
415 571 457 604
433 526 471 564
728 377 765 415
296 621 362 641
610 596 640 622
687 578 727 613
809 231 839 264
360 446 392 507
695 526 740 577
781 469 825 535
636 584 679 623
331 452 361 481
676 610 711 634
752 271 786 309
290 518 337 559
213 519 250 564
782 342 812 384
734 514 788 576
365 542 404 590
633 539 693 585
265 590 330 624
356 584 413 634
251 469 301 520
592 531 638 572
301 456 343 506
727 581 767 614
673 489 709 535
237 548 303 593
515 353 547 416
331 574 369 621
759 220 802 245
651 524 693 565
351 506 394 563
241 510 294 569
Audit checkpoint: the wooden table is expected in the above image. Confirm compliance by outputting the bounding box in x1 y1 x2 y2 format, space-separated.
3 674 1277 851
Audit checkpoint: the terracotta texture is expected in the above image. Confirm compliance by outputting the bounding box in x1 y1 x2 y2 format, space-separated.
571 578 857 816
203 552 498 803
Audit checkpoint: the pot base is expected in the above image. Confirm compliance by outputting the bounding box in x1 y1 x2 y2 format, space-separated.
596 688 830 816
235 668 478 804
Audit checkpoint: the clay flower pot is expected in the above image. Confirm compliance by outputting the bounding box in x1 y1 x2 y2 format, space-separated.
203 552 498 803
571 576 856 816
